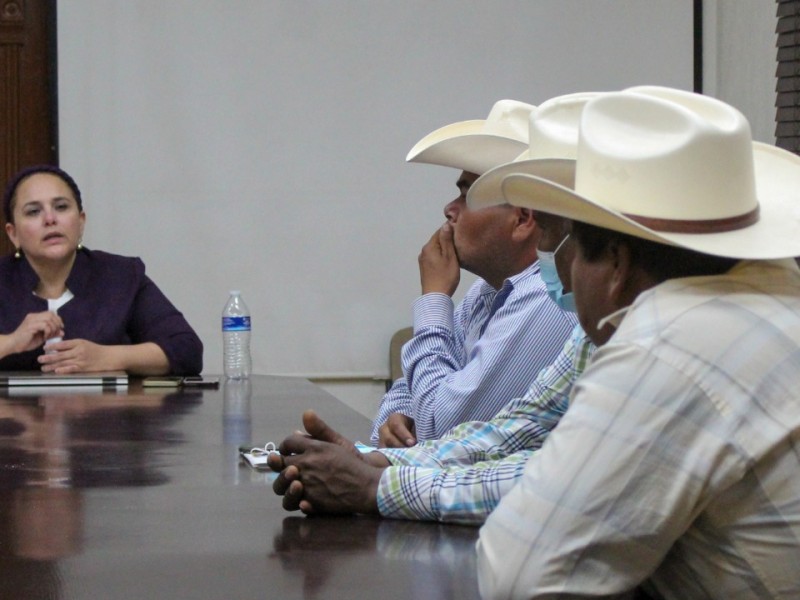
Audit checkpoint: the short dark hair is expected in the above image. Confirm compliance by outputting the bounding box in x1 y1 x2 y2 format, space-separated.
571 220 739 282
3 165 83 224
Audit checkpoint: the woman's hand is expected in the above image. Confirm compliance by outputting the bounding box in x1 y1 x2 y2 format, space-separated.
37 339 170 375
3 311 64 356
37 338 112 373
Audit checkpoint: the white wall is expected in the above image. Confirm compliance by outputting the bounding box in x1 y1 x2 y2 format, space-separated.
703 0 777 143
57 1 694 416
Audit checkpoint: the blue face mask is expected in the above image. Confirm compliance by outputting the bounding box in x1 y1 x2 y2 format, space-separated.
537 234 576 313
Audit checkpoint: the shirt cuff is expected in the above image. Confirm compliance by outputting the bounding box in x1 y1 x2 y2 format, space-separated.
376 465 438 521
412 293 455 332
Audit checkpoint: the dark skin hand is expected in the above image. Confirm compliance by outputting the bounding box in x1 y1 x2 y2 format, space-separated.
377 413 416 448
269 410 390 515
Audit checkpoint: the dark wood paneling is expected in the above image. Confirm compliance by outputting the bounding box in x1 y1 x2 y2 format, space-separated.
0 0 57 256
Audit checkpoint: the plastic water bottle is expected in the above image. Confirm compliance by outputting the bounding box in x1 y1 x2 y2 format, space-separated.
222 291 251 379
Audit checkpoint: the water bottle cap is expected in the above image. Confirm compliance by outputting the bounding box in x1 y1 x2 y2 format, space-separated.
229 290 241 295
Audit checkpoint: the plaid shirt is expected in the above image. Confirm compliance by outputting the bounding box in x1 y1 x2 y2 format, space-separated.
375 325 593 524
478 259 800 599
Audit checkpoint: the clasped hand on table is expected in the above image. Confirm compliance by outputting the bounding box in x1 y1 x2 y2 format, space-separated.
271 224 461 514
268 410 389 516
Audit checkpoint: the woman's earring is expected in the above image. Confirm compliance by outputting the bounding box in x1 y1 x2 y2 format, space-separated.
14 248 20 259
77 238 83 251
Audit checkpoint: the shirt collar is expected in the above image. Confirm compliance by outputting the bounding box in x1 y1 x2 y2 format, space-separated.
17 256 40 292
64 247 91 293
495 260 540 295
593 259 775 335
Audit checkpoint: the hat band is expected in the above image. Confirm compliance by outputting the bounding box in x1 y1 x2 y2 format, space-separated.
623 204 760 234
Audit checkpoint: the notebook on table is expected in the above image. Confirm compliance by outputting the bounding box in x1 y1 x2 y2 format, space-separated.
0 371 129 387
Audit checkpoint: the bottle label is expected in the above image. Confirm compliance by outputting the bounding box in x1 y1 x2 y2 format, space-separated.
222 316 251 331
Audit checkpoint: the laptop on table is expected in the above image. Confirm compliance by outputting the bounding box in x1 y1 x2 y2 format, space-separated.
0 371 129 387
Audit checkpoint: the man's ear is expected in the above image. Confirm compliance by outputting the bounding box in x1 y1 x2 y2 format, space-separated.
607 239 634 308
511 207 537 241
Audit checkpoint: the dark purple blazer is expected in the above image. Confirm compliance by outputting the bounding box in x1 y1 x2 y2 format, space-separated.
0 248 203 374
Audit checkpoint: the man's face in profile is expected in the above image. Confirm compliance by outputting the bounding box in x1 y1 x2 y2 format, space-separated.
443 171 520 278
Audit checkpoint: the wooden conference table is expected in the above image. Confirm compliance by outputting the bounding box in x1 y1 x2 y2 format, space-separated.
0 375 481 600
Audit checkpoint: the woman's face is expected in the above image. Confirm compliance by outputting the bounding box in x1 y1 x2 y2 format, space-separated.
5 173 85 265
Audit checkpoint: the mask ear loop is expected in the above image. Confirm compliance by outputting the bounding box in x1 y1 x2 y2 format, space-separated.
553 233 570 256
249 441 279 456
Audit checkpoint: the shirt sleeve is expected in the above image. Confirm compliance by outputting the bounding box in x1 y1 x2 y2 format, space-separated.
377 451 532 524
369 291 464 444
127 270 204 375
369 376 414 445
375 327 592 524
403 279 577 441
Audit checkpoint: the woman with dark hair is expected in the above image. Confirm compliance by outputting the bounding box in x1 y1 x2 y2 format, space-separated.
0 165 203 375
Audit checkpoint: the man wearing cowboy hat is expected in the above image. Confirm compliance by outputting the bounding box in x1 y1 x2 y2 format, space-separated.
371 99 577 447
269 94 598 524
476 87 800 599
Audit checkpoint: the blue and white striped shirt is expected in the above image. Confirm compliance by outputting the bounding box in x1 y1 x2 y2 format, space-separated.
371 261 578 443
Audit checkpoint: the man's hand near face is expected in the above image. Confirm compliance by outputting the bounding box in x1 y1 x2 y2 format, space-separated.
419 222 460 296
269 410 390 515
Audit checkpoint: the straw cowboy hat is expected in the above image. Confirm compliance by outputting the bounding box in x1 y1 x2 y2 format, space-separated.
495 86 800 259
406 99 535 175
467 92 601 207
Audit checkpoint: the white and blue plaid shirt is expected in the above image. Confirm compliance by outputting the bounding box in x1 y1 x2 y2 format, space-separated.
376 324 593 524
479 259 800 600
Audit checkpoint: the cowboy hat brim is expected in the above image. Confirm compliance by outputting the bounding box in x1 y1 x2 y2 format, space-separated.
499 142 800 260
407 123 530 176
467 158 576 208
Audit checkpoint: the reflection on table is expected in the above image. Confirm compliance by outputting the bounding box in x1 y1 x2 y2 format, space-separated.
272 515 479 599
0 375 481 600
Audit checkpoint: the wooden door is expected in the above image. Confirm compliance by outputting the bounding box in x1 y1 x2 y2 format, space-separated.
0 0 57 256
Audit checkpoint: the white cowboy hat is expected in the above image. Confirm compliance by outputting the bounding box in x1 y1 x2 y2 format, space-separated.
467 92 602 208
406 99 535 175
497 86 800 259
